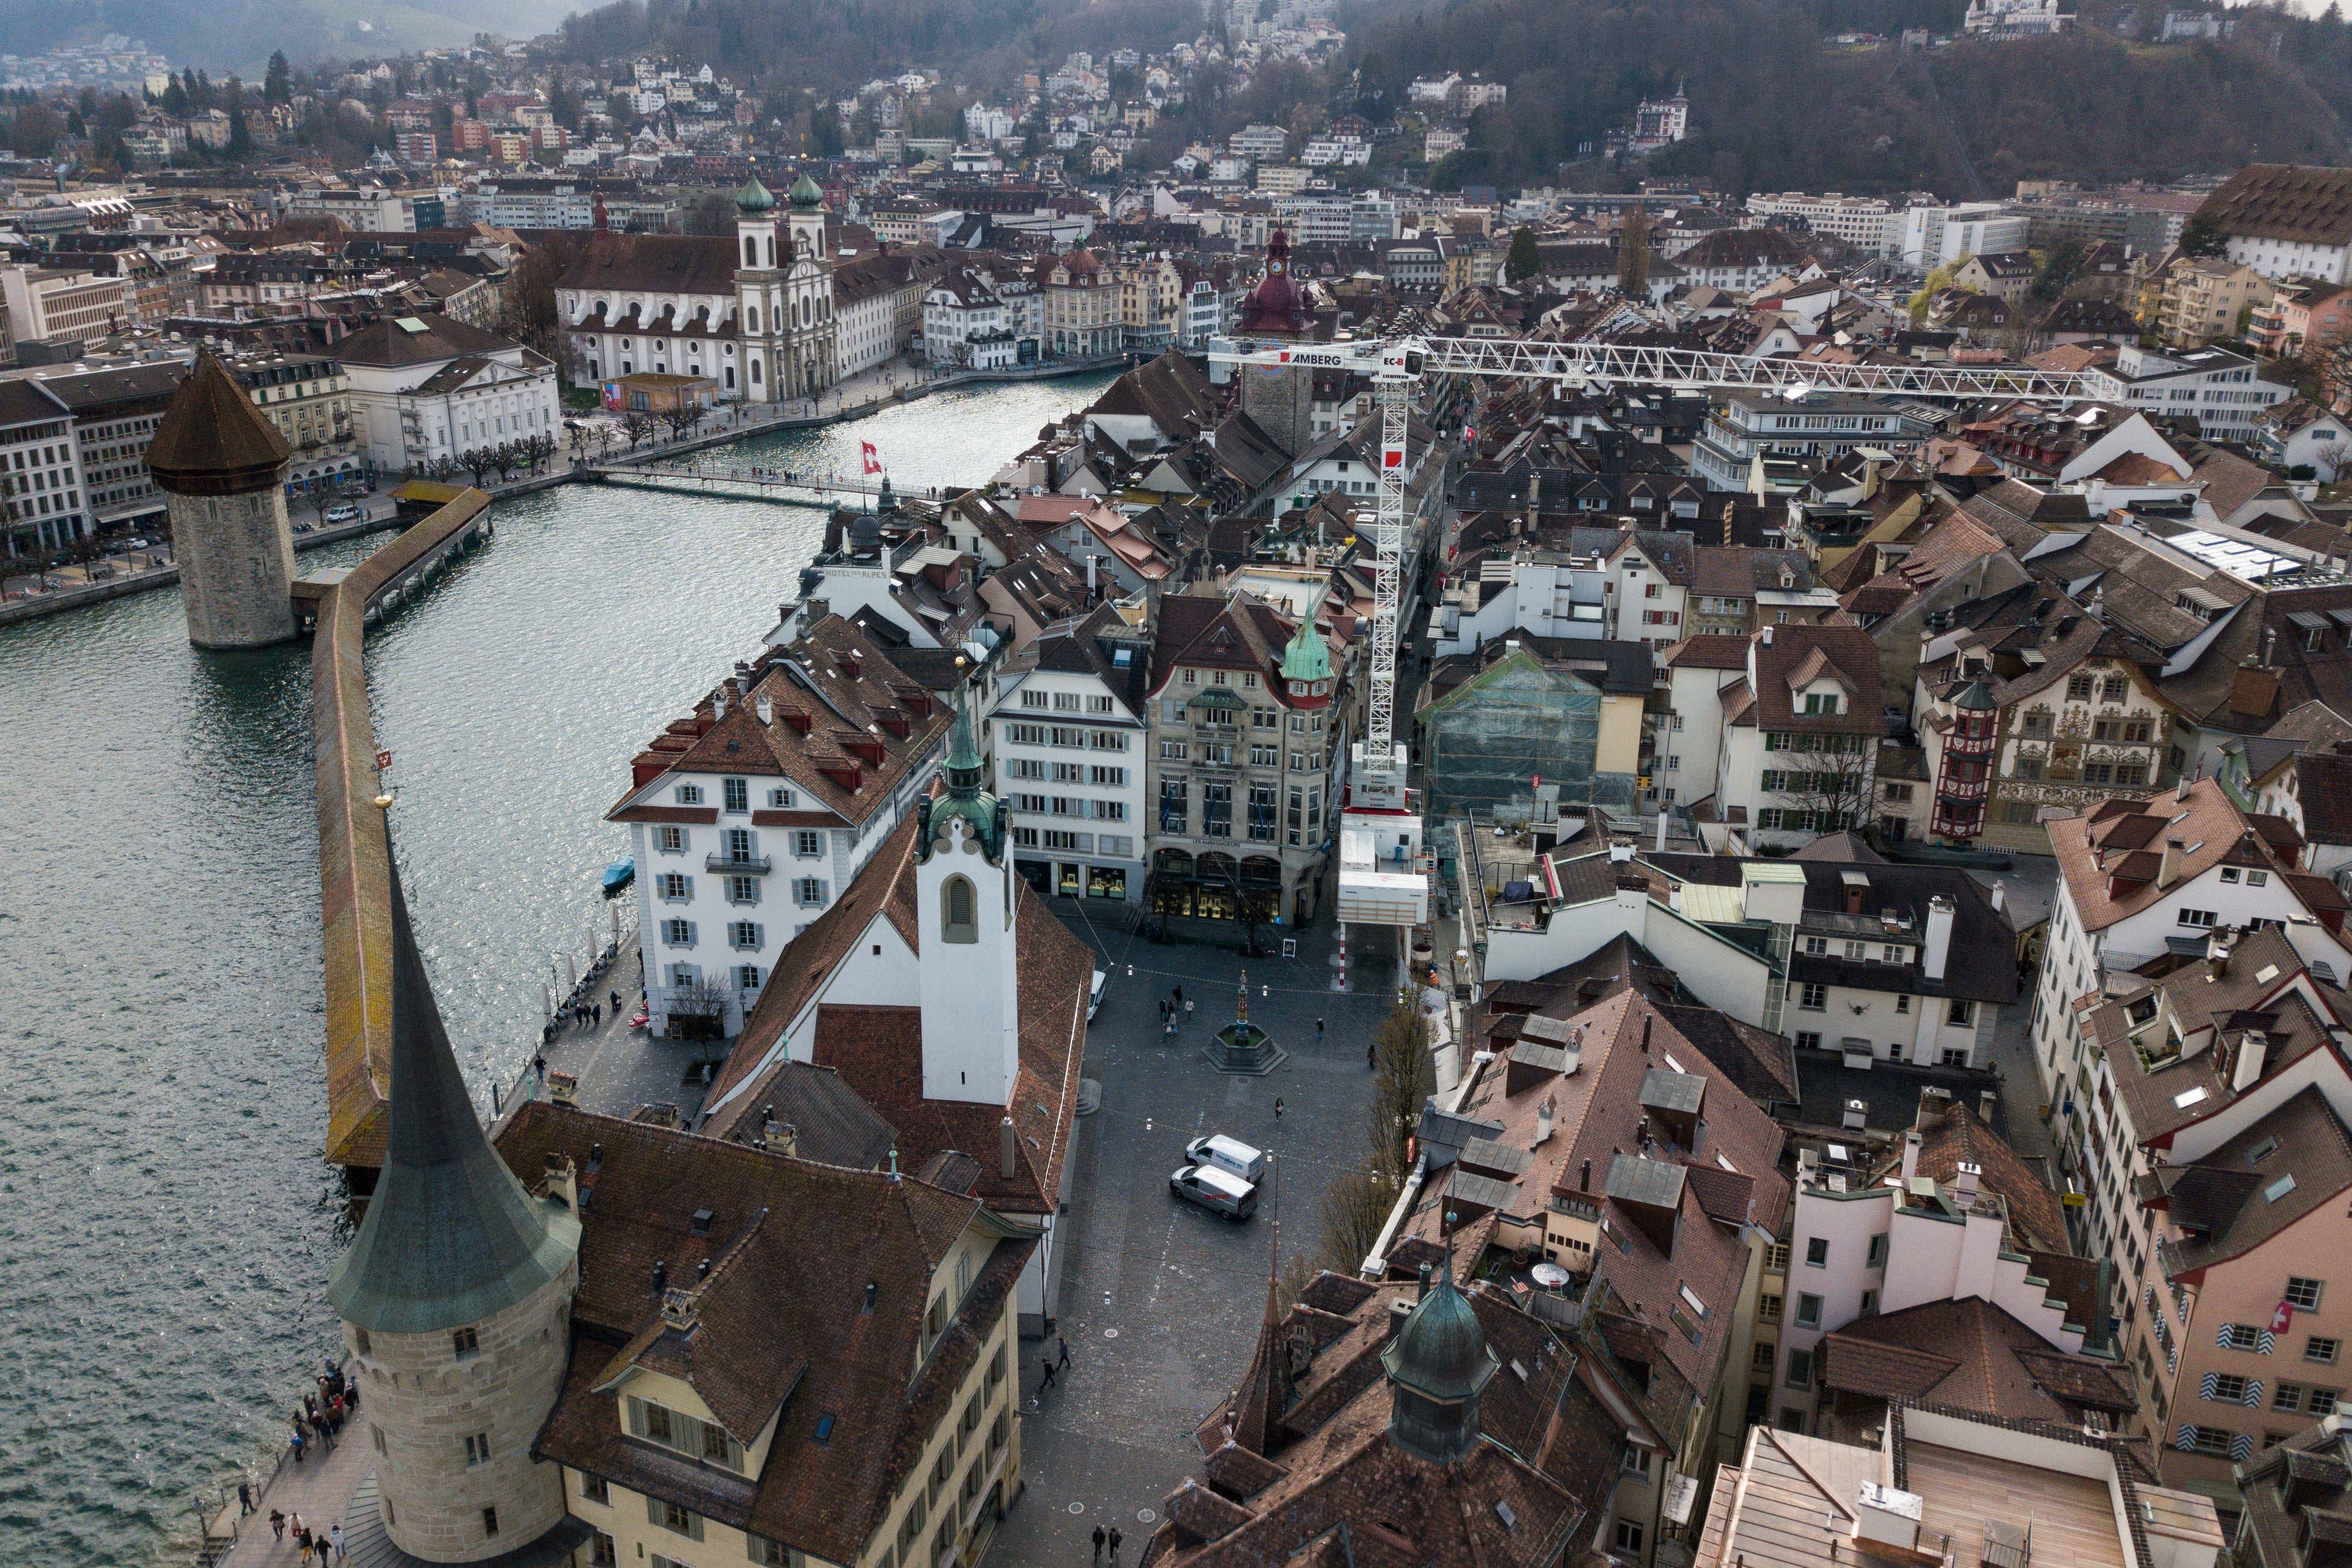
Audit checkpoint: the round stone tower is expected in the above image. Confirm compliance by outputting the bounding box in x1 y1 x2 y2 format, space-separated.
147 353 300 649
327 836 583 1562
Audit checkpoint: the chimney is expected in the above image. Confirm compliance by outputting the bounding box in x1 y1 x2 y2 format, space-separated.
1955 1161 1981 1208
1536 1094 1556 1144
1990 878 2006 915
757 694 774 725
806 597 830 623
1388 1298 1415 1341
1417 1261 1434 1300
2158 837 2184 889
1978 1089 1996 1124
2176 774 2192 802
1641 1016 1652 1054
1000 1116 1019 1180
759 1107 798 1157
1579 1157 1592 1192
1761 624 1775 647
1842 1098 1867 1131
1922 895 1955 981
2209 931 2232 978
1086 554 1098 594
1900 1130 1922 1182
543 1151 578 1209
2233 1029 2270 1093
1915 1086 1951 1131
651 1259 668 1295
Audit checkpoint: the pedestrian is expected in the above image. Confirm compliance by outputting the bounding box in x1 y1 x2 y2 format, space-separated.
1109 1526 1124 1567
533 1054 547 1082
290 1515 304 1552
1040 1357 1058 1395
299 1528 314 1567
610 988 621 1012
1173 985 1183 1006
1185 998 1194 1023
331 1525 345 1563
1274 1098 1284 1124
238 1481 254 1517
303 1391 318 1418
1057 1334 1072 1371
1164 1019 1174 1042
595 1003 603 1026
271 1511 286 1542
1316 1017 1325 1043
1093 1525 1107 1567
341 1377 359 1413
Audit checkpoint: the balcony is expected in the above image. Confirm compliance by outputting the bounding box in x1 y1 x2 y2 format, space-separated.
1936 770 1991 804
706 853 772 874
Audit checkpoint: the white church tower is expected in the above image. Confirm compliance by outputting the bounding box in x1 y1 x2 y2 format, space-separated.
916 683 1022 1106
732 175 786 402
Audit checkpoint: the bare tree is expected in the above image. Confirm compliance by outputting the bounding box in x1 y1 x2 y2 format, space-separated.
666 977 731 1043
620 409 655 450
457 447 496 488
1765 737 1876 839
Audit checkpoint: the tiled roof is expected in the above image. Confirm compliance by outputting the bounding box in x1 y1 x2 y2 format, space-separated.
493 1103 1029 1565
2196 163 2352 248
2048 779 2283 933
1821 1296 2135 1422
1868 1101 2068 1254
1746 624 1883 735
612 615 952 828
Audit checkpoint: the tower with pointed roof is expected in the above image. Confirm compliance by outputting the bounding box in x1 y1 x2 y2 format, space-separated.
915 679 1021 1105
327 830 583 1563
148 353 299 647
735 174 778 272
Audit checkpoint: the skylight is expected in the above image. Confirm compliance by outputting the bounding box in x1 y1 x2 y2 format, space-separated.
2266 1174 2298 1203
2249 1137 2280 1165
2174 1086 2209 1109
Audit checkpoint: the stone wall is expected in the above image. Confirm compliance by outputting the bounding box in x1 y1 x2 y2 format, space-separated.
171 486 298 647
344 1262 576 1560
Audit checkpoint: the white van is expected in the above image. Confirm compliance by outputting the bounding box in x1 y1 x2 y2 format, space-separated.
1185 1134 1266 1185
1169 1162 1258 1221
1089 970 1107 1020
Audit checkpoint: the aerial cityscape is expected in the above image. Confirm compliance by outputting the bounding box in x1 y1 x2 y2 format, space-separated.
10 5 2352 1568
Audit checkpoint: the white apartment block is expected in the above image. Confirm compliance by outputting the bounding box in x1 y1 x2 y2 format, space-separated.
610 621 952 1037
987 607 1150 906
2077 344 2292 443
1743 193 1905 256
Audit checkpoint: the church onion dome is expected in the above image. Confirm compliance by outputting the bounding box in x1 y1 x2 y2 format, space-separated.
918 682 1008 863
789 171 826 211
1380 1259 1501 1406
734 174 775 214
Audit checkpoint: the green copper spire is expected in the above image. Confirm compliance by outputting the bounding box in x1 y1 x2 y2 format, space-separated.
1280 616 1331 683
735 174 775 214
789 171 825 211
918 675 1005 863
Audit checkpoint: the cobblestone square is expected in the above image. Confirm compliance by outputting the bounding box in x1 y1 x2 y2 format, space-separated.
987 910 1407 1564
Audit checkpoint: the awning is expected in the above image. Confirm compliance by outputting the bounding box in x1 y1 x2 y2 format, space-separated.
1188 686 1247 711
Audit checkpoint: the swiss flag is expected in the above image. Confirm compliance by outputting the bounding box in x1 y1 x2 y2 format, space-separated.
860 441 882 476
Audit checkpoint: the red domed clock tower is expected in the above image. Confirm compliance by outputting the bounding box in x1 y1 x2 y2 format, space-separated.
1234 229 1329 457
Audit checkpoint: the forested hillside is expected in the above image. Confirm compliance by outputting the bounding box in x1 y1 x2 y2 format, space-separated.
1350 0 2352 194
553 0 1197 93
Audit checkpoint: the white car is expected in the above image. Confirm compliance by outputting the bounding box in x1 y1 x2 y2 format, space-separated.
1089 970 1107 1021
324 502 363 523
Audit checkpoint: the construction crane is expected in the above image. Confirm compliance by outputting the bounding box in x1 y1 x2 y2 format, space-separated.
1205 333 2089 988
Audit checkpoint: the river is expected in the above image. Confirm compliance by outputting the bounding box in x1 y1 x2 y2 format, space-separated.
0 370 1120 1568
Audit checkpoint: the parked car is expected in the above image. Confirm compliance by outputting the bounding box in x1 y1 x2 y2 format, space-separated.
1185 1134 1266 1185
1168 1162 1257 1221
120 537 151 550
1088 969 1107 1021
324 502 362 523
292 522 314 534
